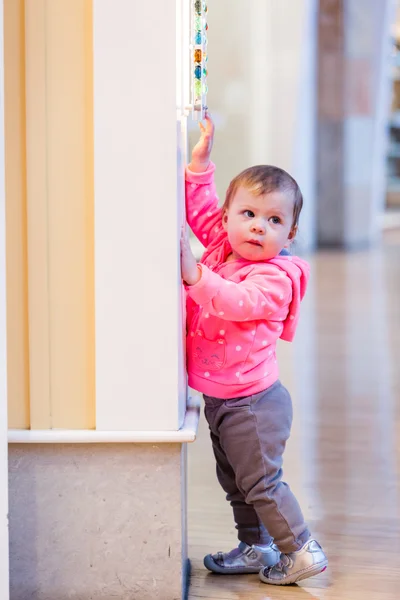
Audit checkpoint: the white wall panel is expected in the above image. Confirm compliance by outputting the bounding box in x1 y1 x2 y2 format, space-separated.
94 0 187 430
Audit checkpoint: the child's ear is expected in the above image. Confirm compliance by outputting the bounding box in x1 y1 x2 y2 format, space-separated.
222 210 229 231
288 226 297 241
284 226 297 247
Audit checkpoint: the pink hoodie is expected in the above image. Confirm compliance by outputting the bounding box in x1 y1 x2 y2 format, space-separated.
185 162 310 399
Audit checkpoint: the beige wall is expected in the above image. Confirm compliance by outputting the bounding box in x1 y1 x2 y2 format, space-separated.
5 0 95 429
4 0 29 429
6 0 189 433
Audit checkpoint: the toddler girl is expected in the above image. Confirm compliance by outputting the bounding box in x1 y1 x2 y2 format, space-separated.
181 114 327 585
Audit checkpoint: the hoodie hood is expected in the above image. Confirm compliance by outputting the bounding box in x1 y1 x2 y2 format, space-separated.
268 255 310 342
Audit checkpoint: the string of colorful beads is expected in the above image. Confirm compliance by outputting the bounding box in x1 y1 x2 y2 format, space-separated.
192 1 208 119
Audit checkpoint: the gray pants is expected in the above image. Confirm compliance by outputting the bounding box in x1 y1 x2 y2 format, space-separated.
204 380 310 553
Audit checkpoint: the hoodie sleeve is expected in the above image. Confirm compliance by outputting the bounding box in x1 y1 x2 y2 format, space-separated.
185 162 224 247
186 264 292 321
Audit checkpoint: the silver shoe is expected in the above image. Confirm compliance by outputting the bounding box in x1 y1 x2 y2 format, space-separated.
204 541 280 574
259 539 328 585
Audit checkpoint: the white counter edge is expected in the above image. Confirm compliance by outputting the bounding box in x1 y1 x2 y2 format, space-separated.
8 402 200 444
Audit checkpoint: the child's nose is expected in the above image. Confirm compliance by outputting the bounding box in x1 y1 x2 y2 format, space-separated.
251 220 265 234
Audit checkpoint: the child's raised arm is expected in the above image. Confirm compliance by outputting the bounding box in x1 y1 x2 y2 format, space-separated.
186 114 223 246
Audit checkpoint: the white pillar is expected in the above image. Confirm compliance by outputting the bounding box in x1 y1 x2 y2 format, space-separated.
0 0 10 595
93 0 187 431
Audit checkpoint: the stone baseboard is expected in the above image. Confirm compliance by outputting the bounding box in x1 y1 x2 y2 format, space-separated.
9 443 188 600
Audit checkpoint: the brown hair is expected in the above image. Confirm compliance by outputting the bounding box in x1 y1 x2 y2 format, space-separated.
223 165 303 231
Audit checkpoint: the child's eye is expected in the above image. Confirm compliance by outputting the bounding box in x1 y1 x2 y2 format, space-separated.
270 216 281 224
244 210 255 218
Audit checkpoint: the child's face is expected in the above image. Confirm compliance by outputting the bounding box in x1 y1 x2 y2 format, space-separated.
222 186 296 261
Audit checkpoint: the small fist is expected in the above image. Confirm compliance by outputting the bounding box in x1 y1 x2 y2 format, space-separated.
181 228 201 286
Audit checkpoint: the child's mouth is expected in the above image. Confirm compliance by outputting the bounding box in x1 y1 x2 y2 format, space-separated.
247 240 263 247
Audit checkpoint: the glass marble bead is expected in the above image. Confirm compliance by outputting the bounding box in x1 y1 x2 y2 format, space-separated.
195 15 201 29
194 49 202 63
194 80 202 95
195 0 202 13
194 65 202 79
195 31 202 45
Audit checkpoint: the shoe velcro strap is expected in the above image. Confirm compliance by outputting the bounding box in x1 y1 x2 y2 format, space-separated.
243 546 257 559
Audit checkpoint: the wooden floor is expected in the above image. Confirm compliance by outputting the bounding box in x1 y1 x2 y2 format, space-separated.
187 230 400 600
